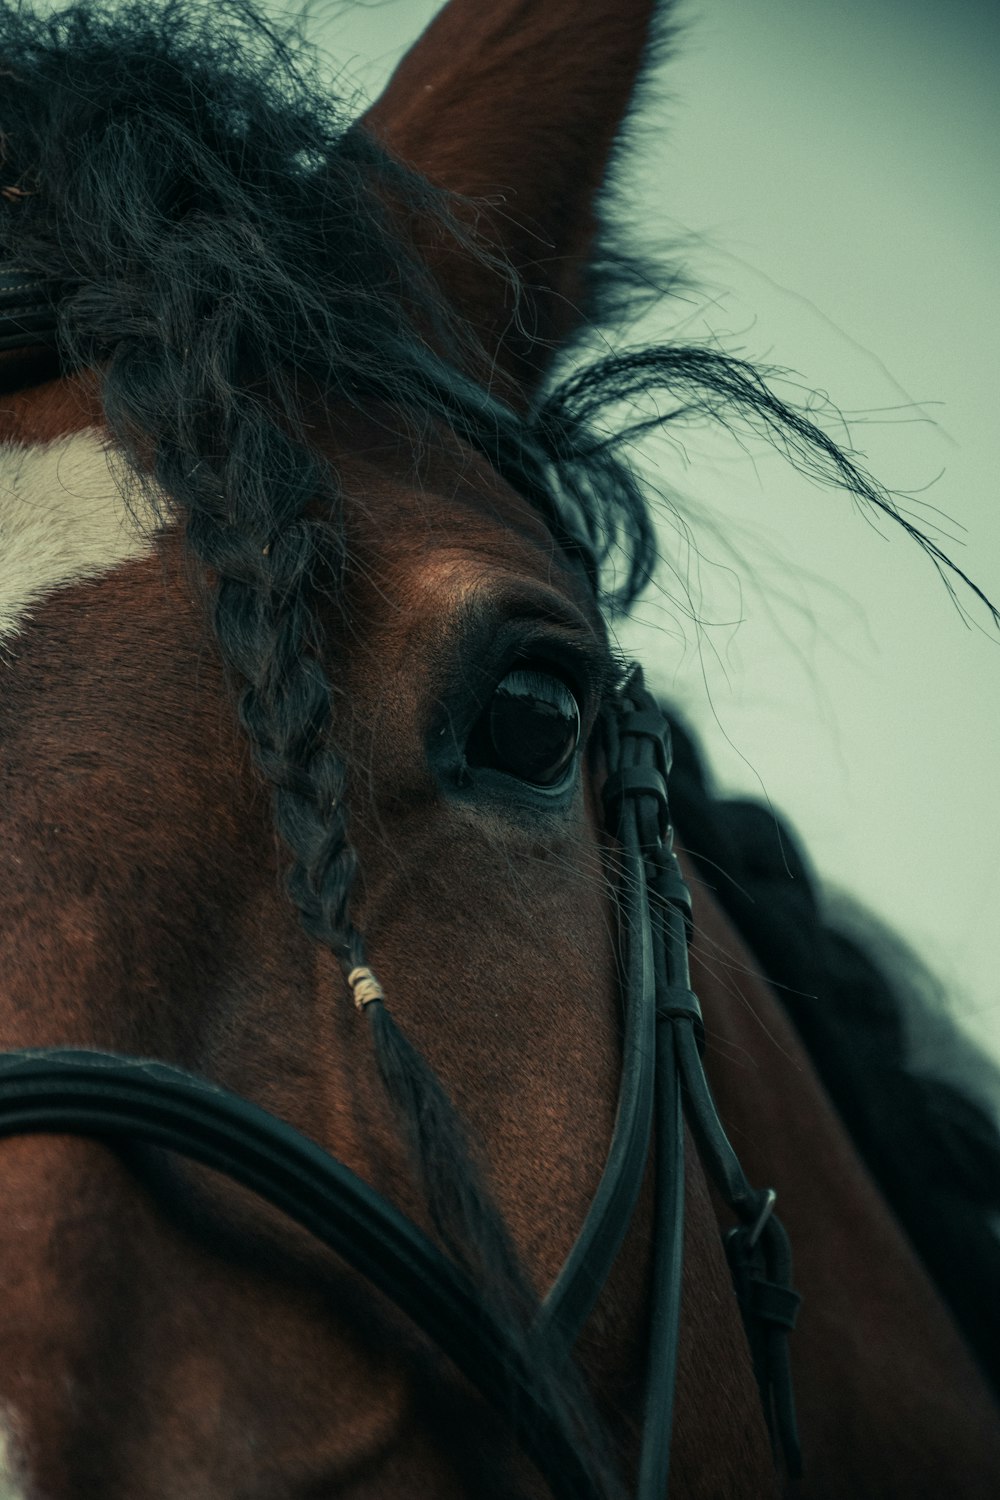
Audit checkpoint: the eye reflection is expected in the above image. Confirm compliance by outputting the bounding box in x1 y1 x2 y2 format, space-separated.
467 668 581 787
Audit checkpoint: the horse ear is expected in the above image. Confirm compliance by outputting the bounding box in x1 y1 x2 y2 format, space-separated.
360 0 663 400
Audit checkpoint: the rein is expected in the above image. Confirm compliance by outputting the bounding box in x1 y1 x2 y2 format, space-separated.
0 677 800 1499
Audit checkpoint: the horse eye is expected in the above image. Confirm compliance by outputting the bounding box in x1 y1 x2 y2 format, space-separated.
468 668 581 787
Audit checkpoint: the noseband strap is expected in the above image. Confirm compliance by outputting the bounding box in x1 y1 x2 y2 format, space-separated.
0 671 799 1498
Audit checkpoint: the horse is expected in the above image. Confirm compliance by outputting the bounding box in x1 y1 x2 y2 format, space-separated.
1 2 998 1496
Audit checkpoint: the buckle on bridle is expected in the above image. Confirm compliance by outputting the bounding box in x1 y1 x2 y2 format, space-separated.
747 1186 777 1250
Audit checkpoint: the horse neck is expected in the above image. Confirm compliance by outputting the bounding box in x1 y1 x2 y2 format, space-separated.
686 850 1000 1496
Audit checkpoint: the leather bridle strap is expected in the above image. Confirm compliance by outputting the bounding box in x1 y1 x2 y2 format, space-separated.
537 702 660 1346
0 1048 605 1500
538 680 801 1493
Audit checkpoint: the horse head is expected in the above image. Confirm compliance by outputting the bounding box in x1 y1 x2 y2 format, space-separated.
1 3 998 1498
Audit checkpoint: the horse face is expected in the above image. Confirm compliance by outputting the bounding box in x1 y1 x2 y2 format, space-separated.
0 401 633 1500
330 421 623 1233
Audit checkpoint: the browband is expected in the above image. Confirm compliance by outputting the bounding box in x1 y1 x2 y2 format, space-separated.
0 261 61 354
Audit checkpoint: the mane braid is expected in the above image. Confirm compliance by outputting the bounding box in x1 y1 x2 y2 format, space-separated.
3 3 997 1487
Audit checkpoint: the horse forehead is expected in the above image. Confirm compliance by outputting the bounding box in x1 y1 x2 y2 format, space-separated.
380 549 584 621
0 419 598 664
337 442 599 640
334 408 571 557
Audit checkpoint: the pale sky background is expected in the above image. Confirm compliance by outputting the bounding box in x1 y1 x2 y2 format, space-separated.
278 0 999 1082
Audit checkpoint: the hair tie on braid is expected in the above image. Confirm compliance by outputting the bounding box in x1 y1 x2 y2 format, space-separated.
347 965 385 1010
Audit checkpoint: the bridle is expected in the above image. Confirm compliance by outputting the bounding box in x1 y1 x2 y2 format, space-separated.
0 653 800 1497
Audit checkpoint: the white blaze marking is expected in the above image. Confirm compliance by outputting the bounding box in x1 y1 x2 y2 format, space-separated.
0 1405 28 1500
0 430 162 645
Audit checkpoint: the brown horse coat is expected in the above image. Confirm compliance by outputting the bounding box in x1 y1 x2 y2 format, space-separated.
1 1 997 1495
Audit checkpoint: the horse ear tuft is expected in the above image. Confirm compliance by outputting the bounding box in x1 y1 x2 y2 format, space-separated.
361 0 666 401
